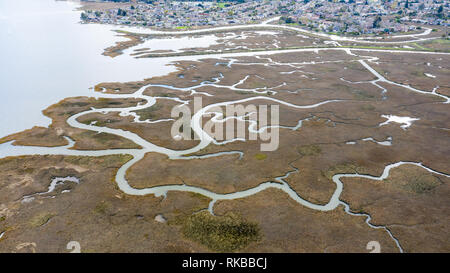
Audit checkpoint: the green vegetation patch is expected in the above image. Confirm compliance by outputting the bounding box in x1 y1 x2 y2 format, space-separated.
353 90 375 100
417 38 450 51
156 92 177 97
64 156 94 166
404 178 441 194
189 192 211 203
254 153 267 160
298 145 321 156
94 84 103 92
360 104 376 112
344 61 367 71
96 98 124 107
18 168 35 175
433 38 450 44
100 154 133 167
90 132 125 145
133 104 162 121
60 101 90 108
181 212 260 252
245 81 267 89
93 201 109 215
389 173 442 194
235 91 251 95
29 212 55 227
411 69 426 78
81 118 120 127
64 154 132 168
